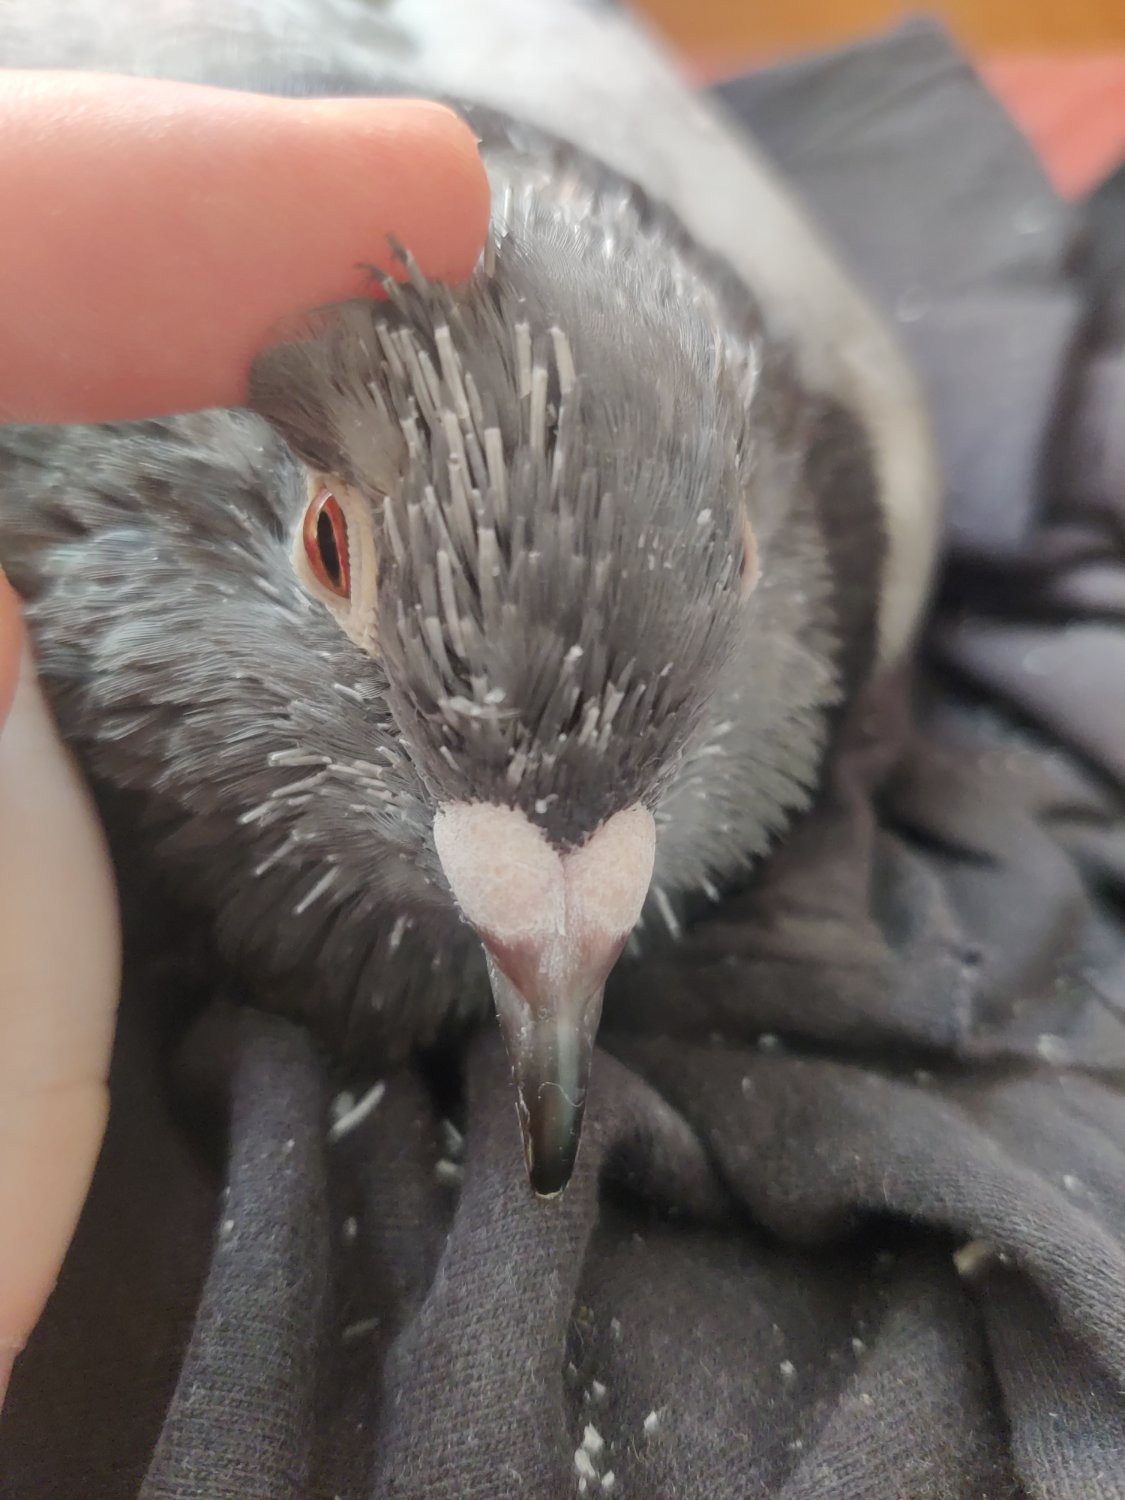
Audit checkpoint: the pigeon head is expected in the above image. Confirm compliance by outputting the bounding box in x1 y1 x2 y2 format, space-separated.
1 160 851 1197
246 222 763 1193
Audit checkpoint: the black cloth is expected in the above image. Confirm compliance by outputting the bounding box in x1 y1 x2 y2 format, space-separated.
2 17 1124 1500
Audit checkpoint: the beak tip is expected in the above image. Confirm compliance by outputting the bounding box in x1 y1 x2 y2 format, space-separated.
526 1144 579 1200
516 1093 583 1198
490 956 603 1203
530 1175 569 1201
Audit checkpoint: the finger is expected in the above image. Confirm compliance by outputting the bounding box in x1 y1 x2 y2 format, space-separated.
0 73 490 424
0 616 120 1405
0 569 18 727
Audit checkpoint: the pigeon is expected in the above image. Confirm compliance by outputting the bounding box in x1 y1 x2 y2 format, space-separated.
0 87 938 1196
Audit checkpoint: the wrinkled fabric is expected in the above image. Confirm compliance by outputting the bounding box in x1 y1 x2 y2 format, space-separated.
2 13 1124 1500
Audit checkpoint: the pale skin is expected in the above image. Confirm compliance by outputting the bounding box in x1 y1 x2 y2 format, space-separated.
0 71 490 1409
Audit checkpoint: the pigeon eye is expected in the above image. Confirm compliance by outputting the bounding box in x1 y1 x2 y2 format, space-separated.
303 488 350 599
294 472 380 657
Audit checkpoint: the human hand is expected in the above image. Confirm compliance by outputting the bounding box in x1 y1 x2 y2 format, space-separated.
0 70 489 1408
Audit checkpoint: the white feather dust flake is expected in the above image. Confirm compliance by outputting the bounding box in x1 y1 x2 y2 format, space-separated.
434 1158 464 1187
953 1238 1010 1279
327 1081 386 1143
387 914 409 954
1036 1033 1070 1064
341 1316 380 1345
573 1422 613 1493
574 1448 597 1482
581 1425 604 1458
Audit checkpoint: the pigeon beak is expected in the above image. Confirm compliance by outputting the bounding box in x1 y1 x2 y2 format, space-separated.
433 802 656 1197
482 930 622 1196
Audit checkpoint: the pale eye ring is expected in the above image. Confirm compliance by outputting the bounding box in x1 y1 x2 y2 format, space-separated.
739 511 760 601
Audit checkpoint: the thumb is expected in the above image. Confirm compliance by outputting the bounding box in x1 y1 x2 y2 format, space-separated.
0 568 119 1409
0 567 18 726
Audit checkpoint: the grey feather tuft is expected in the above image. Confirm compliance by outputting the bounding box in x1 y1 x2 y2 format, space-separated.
0 105 886 1060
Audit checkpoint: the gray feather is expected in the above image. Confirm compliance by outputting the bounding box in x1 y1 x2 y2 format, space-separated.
0 29 890 1060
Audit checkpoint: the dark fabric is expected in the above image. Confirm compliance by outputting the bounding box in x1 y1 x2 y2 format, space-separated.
716 21 1083 560
3 15 1125 1500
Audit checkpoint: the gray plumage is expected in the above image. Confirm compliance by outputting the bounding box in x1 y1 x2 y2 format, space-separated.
0 100 891 1172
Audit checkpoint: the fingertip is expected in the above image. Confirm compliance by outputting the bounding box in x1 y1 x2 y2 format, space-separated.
399 101 492 284
0 77 493 424
289 95 491 287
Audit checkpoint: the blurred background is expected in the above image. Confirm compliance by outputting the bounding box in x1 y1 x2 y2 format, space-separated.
627 2 1125 198
630 0 1125 56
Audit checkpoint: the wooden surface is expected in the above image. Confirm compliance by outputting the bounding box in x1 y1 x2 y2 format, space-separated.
631 0 1125 57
